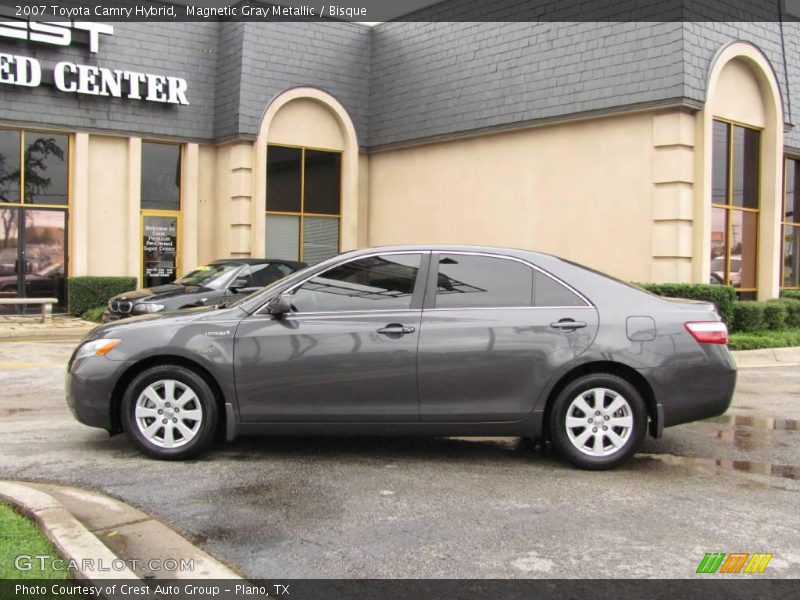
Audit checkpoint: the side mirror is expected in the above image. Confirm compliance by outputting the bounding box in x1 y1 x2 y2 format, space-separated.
266 293 292 316
229 277 249 292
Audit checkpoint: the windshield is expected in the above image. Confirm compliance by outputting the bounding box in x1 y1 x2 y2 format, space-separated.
175 263 242 290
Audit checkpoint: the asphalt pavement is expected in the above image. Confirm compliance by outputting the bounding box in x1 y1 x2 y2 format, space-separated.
1 338 799 579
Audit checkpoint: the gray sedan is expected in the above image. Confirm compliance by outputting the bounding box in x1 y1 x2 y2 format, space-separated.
66 245 736 470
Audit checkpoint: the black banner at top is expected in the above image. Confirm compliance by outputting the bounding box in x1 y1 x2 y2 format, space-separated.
1 0 800 22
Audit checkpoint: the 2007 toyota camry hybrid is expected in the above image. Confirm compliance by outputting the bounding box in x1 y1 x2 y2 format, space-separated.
67 245 736 470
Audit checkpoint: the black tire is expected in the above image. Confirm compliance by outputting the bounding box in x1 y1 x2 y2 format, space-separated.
548 373 647 470
121 365 218 460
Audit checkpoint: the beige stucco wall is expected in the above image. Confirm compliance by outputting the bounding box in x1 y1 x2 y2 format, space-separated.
711 58 767 128
86 135 130 276
367 111 659 282
267 98 346 151
196 144 217 265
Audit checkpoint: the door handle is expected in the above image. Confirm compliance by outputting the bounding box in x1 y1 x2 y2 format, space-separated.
550 320 587 330
377 324 416 336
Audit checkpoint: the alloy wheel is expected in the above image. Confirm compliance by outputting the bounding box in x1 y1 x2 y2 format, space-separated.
564 387 634 457
134 379 203 449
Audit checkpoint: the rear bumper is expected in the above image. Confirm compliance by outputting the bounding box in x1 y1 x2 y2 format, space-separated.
640 345 737 429
66 356 133 431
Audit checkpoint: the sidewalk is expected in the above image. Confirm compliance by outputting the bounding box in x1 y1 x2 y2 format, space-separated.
731 346 800 367
0 480 242 581
0 314 96 341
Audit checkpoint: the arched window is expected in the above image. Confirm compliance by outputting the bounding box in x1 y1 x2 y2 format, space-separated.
710 119 760 299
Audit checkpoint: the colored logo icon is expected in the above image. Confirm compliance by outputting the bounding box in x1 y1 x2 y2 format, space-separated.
696 552 773 574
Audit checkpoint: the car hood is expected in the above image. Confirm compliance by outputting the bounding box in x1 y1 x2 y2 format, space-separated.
87 305 245 340
110 284 207 302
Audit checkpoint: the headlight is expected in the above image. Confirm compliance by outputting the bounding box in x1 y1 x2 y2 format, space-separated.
135 303 165 313
75 339 121 360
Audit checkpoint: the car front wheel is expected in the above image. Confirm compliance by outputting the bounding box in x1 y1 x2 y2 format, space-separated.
548 373 647 470
121 365 218 460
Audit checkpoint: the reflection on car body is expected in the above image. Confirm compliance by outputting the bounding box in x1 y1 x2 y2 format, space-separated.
102 258 305 321
67 245 736 470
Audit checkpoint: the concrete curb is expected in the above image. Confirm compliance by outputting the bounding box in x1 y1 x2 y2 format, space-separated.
731 347 800 367
0 327 94 342
0 481 243 581
0 481 139 581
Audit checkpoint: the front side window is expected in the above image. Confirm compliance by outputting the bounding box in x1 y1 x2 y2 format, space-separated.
434 254 533 309
783 158 800 289
289 254 422 313
265 145 341 265
710 120 760 298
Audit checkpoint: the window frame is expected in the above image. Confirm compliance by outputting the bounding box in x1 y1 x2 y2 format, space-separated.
0 127 72 209
423 251 592 311
139 140 184 286
265 142 342 263
0 127 72 307
782 155 800 290
710 118 761 296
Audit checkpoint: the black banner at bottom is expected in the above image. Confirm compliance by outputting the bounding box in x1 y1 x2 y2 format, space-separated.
2 579 799 600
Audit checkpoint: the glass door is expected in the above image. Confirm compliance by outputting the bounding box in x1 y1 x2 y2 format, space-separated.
0 207 67 313
142 211 180 288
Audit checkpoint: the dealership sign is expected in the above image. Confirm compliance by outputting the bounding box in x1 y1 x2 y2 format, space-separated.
0 21 189 105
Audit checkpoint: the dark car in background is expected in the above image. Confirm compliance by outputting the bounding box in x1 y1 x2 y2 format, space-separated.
68 245 736 470
0 261 64 296
103 258 305 322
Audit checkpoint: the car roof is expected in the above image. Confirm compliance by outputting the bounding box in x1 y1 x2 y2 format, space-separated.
339 244 554 261
208 258 306 267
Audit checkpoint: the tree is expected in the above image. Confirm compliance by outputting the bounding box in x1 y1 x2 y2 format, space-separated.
23 137 64 203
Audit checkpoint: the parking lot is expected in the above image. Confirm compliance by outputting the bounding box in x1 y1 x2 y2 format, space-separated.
1 338 799 579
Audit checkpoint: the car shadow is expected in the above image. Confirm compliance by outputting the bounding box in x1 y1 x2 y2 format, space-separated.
213 435 565 468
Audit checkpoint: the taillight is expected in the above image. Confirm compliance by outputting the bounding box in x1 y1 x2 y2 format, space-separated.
685 321 728 345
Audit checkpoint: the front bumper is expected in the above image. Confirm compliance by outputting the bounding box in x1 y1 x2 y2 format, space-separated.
102 310 129 323
66 355 134 431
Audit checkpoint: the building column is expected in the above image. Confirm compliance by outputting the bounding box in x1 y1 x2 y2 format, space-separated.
71 133 90 276
228 141 254 257
650 111 695 283
181 143 199 272
127 137 141 283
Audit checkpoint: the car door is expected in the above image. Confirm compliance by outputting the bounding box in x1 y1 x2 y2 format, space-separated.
418 252 599 422
234 252 429 423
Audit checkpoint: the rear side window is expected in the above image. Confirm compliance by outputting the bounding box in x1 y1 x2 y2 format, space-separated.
434 254 533 308
534 271 586 306
290 254 423 313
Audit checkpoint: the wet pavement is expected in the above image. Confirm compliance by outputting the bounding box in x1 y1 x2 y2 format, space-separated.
1 338 799 578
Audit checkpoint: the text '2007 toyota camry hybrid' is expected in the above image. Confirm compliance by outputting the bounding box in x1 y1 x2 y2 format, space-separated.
66 245 736 470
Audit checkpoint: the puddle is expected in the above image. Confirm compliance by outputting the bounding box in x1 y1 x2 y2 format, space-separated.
639 453 800 481
705 415 800 430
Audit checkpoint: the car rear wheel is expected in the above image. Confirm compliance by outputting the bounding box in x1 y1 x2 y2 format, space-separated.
121 365 218 460
548 373 647 470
